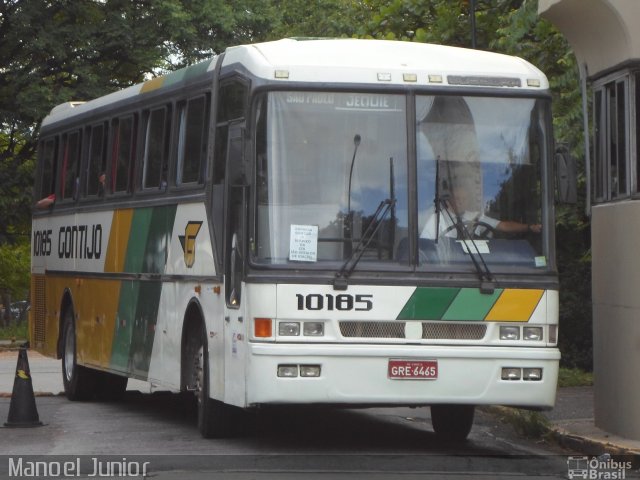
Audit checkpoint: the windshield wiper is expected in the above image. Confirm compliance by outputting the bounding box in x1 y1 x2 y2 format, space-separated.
334 198 395 290
438 200 495 294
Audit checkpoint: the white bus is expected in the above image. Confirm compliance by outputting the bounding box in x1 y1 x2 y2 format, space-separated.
30 38 560 440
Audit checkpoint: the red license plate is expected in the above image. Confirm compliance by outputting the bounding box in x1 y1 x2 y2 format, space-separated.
388 359 438 380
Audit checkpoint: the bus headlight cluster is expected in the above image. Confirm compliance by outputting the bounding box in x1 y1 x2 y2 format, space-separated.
277 364 322 378
278 321 324 337
499 325 545 342
501 367 543 381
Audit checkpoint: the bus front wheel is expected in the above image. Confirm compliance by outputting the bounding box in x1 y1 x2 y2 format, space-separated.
61 308 97 401
194 324 238 438
430 404 475 441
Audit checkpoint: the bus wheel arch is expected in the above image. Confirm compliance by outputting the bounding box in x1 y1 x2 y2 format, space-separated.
180 298 239 438
59 292 97 400
56 289 75 359
180 299 206 393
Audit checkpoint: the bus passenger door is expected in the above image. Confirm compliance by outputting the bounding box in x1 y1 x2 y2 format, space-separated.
223 121 247 407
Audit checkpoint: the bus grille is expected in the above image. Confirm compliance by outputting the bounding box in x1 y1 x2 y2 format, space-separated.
339 321 486 340
31 275 46 345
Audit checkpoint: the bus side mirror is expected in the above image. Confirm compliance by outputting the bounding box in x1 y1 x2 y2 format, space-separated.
555 145 577 204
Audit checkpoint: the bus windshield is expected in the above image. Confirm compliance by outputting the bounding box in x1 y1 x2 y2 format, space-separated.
255 91 408 266
415 95 549 272
254 91 551 273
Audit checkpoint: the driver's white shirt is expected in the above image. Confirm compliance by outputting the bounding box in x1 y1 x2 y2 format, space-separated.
420 207 500 240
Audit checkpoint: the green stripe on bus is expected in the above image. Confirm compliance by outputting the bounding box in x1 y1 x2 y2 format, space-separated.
441 288 503 321
142 205 177 274
130 280 162 378
397 287 460 320
110 205 177 377
111 280 139 373
124 208 153 273
163 60 210 87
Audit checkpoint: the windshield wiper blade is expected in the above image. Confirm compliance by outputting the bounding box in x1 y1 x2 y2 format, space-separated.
334 198 395 290
438 200 495 294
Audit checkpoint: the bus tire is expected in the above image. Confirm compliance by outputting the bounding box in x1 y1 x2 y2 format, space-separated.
195 323 237 438
96 371 128 401
430 404 474 441
61 308 97 401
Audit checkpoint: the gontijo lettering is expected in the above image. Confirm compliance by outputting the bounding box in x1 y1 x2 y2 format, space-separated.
58 224 103 259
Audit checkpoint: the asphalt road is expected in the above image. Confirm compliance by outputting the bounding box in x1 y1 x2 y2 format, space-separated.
0 391 583 479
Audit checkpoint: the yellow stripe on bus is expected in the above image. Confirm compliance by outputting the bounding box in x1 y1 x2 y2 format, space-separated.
140 76 164 93
484 289 544 322
104 209 133 273
74 279 121 369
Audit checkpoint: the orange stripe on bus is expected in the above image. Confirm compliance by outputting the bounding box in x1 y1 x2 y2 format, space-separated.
484 289 544 322
104 209 133 273
140 76 164 93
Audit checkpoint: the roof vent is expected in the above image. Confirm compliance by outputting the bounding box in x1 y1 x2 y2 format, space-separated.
447 76 521 87
49 101 86 116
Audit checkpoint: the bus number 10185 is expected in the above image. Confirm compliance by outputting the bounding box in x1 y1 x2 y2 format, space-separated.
296 293 373 311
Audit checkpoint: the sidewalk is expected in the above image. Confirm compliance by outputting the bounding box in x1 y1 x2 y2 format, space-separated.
0 340 152 396
1 340 639 457
544 385 640 457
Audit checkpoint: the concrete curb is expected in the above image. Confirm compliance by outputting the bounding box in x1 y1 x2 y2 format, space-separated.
485 405 640 459
549 427 640 458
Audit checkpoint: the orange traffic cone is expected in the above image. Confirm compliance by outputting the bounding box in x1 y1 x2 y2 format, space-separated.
4 346 43 427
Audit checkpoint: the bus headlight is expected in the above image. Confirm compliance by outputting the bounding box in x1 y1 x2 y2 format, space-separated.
303 322 324 336
278 322 300 336
500 326 520 341
300 365 321 377
523 368 542 381
523 326 543 341
501 368 521 380
277 365 298 377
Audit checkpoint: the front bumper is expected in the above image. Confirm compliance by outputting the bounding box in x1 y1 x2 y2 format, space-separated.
246 343 560 408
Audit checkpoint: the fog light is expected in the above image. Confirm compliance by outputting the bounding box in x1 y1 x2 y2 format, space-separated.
523 326 543 341
500 326 520 341
303 322 324 336
277 365 298 377
300 365 321 377
548 325 558 344
501 367 521 380
523 368 542 381
279 322 300 336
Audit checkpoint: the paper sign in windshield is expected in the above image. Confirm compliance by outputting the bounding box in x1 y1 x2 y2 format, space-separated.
457 239 490 254
289 224 318 262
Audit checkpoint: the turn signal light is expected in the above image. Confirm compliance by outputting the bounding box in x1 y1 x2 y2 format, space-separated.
254 318 273 338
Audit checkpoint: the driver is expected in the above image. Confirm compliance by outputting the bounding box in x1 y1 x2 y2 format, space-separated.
420 184 541 240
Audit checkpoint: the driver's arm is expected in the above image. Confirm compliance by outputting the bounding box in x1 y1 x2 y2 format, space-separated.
496 220 541 234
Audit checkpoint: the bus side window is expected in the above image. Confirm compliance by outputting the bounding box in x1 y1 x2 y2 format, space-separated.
111 115 137 194
143 105 171 191
214 81 248 184
61 130 82 201
86 122 108 197
36 137 59 208
176 94 210 186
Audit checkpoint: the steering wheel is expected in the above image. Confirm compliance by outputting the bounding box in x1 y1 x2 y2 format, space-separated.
442 220 497 239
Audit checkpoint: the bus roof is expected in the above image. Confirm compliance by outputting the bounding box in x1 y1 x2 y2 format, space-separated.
42 38 548 128
223 38 548 89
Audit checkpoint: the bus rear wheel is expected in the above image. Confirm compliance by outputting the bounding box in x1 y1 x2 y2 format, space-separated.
194 324 238 438
430 404 475 441
61 308 98 401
